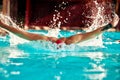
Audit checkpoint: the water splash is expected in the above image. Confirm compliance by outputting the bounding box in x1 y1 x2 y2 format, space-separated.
48 1 69 38
47 28 61 38
0 13 29 45
0 14 19 29
47 12 61 37
86 0 113 32
78 0 114 47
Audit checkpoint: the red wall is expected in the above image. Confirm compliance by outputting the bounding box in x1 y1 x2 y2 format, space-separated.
25 0 113 28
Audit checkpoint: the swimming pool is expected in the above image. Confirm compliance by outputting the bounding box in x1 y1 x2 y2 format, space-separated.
0 30 120 80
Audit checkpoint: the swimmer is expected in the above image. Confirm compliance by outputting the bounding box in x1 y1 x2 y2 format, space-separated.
0 13 119 45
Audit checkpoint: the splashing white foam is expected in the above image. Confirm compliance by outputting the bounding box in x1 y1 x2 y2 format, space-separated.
0 13 29 45
47 1 69 38
86 1 113 32
47 28 61 38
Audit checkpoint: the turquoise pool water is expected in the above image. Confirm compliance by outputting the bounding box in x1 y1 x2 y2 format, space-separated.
0 30 120 80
